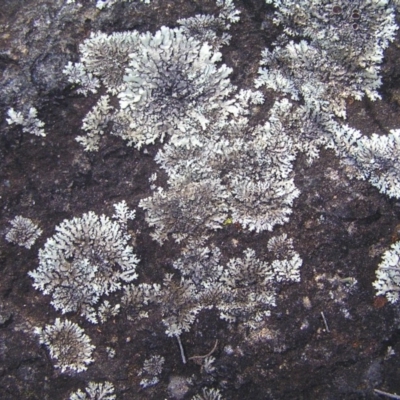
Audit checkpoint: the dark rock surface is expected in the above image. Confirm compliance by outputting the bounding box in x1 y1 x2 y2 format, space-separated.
1 0 400 399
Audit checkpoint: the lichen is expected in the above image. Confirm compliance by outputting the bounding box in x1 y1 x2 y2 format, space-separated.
117 26 238 148
29 202 139 323
69 381 116 400
6 107 46 137
373 241 400 304
35 318 95 373
5 216 42 249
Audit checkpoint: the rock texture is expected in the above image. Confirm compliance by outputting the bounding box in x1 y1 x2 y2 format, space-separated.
1 1 400 399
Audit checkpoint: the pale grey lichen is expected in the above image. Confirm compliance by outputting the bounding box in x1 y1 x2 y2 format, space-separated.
35 318 95 373
271 250 302 284
138 377 160 389
202 356 216 374
123 233 302 335
69 381 116 400
6 107 46 137
139 179 229 244
68 25 253 151
255 0 400 201
226 118 299 232
117 26 241 149
177 0 240 50
96 0 150 9
267 233 294 257
258 97 333 166
266 0 397 55
54 0 310 366
178 14 232 50
266 0 397 48
154 117 253 185
228 176 299 232
5 215 42 249
154 136 224 184
124 271 205 338
217 0 241 23
226 117 297 182
78 31 139 95
373 241 400 304
173 240 223 285
217 245 302 328
153 100 296 235
63 30 139 95
258 0 398 118
255 40 381 118
112 199 136 228
327 121 400 199
28 202 139 323
352 131 400 198
139 355 165 388
106 346 116 359
63 62 100 96
142 354 165 376
159 274 203 337
192 387 224 400
267 234 301 282
97 300 120 323
217 248 276 326
77 95 113 152
121 282 162 319
66 0 150 7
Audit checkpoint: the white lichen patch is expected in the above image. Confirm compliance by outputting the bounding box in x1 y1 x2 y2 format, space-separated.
173 240 222 285
228 175 299 233
218 247 301 328
29 202 139 323
374 241 400 303
78 31 139 95
260 0 398 118
117 26 238 148
63 62 100 96
139 179 229 244
139 355 165 388
68 16 249 151
178 0 240 50
76 95 113 152
96 0 150 9
66 0 151 12
122 231 302 334
159 274 203 337
69 381 116 400
254 0 400 203
5 216 42 249
329 124 400 199
35 318 95 373
63 30 140 95
6 107 46 137
192 387 224 400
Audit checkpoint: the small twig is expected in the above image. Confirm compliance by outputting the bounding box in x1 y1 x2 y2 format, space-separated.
188 340 219 361
320 311 330 333
175 334 186 364
374 389 400 399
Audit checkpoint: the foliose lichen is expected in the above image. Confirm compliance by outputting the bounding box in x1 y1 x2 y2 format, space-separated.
35 318 95 373
69 381 116 400
28 201 139 323
5 216 42 249
6 107 46 137
373 241 400 304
